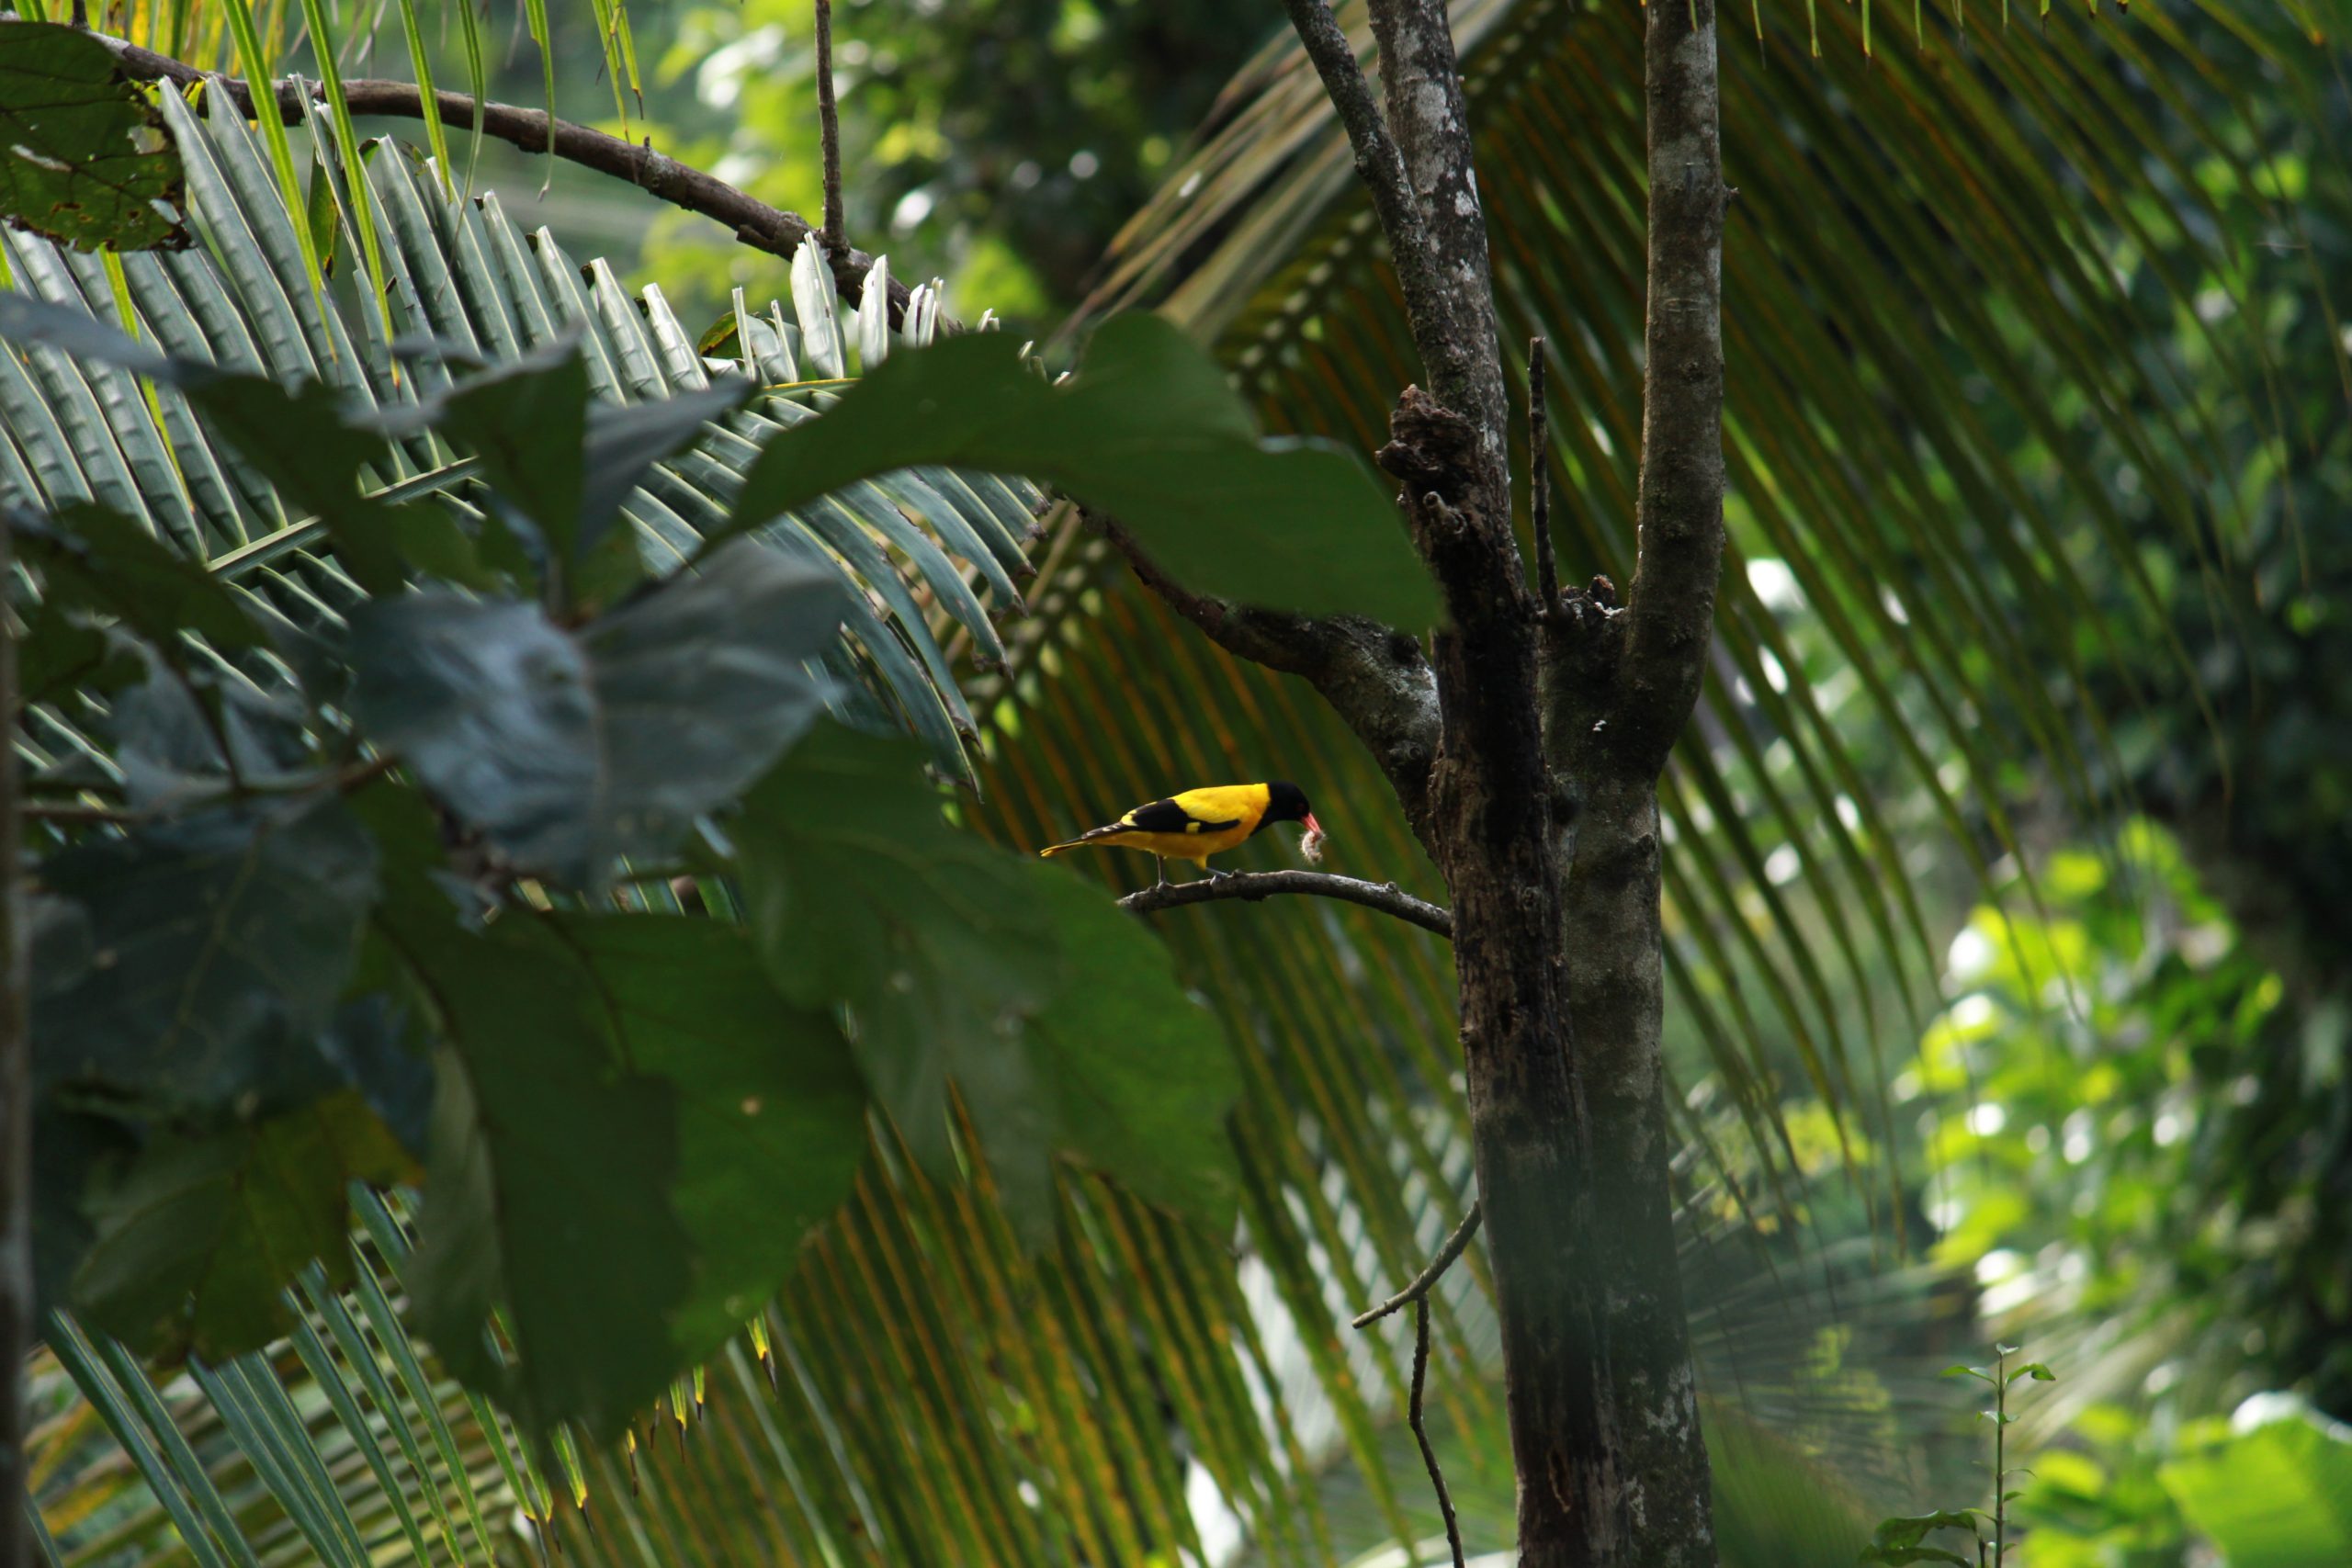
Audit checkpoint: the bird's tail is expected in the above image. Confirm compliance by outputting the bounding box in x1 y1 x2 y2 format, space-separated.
1037 839 1091 859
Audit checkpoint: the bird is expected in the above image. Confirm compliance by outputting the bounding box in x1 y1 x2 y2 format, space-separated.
1038 781 1323 888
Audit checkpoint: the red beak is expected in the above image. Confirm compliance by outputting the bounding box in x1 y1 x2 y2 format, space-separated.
1303 812 1323 835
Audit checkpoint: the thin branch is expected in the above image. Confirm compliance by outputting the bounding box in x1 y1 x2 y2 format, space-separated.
23 802 139 827
1410 1298 1469 1568
812 0 845 254
1351 1201 1481 1327
1275 0 1425 271
1529 337 1559 610
92 33 913 327
1117 869 1453 939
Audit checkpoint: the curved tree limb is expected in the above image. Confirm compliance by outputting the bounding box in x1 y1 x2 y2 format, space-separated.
1117 869 1452 939
90 32 912 326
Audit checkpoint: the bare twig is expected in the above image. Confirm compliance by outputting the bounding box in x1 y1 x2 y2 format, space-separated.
91 33 913 326
1410 1298 1468 1568
1351 1201 1482 1327
812 0 845 254
1529 338 1558 610
23 802 139 827
1117 868 1453 938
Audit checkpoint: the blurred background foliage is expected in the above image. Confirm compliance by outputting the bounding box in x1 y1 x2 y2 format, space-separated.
12 0 2352 1559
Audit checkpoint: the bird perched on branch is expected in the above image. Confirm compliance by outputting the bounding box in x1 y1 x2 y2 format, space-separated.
1039 781 1324 887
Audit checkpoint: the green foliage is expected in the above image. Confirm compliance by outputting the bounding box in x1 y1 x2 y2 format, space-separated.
2159 1403 2352 1566
730 311 1437 626
73 1092 409 1361
735 724 1240 1242
7 274 1293 1450
1864 1346 2054 1567
0 21 188 252
643 0 1274 314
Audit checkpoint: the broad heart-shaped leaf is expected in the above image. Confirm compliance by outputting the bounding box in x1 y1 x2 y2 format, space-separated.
536 915 866 1362
2160 1407 2352 1567
399 916 689 1441
726 312 1438 628
348 539 840 889
0 22 187 251
70 1091 409 1363
734 725 1239 1243
35 795 379 1119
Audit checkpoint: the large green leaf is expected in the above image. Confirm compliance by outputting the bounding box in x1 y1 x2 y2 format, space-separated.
730 312 1437 627
0 88 1042 783
2161 1406 2352 1566
735 725 1242 1239
400 916 690 1441
71 1092 410 1362
348 540 841 887
537 914 868 1362
35 795 379 1119
0 21 187 251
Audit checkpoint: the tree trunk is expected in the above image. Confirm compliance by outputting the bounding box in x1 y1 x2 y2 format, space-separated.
1123 0 1730 1559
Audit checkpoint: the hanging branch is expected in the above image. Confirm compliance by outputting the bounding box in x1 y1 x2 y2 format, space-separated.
90 33 914 325
1410 1298 1469 1568
812 0 845 254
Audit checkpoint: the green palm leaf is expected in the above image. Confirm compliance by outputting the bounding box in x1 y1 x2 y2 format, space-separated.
0 84 1038 784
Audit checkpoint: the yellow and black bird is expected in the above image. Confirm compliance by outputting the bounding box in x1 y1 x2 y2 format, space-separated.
1039 781 1323 887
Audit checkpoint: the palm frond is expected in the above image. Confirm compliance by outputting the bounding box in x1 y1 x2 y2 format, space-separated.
0 83 1039 783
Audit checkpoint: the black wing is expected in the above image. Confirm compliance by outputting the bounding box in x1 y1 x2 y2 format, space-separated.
1106 797 1240 836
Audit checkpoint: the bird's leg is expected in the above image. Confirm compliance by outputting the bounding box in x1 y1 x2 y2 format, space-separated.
1206 866 1235 882
1153 857 1170 890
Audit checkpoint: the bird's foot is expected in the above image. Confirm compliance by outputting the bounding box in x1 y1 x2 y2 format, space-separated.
1206 867 1236 882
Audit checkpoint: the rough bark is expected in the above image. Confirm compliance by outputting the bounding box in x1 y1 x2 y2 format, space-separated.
1120 0 1729 1558
1537 0 1729 1562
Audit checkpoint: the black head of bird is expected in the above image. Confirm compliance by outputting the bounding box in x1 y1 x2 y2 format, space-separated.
1264 780 1321 836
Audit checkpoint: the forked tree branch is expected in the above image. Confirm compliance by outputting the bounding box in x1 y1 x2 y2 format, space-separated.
1351 1200 1482 1326
90 33 913 326
1117 869 1453 938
